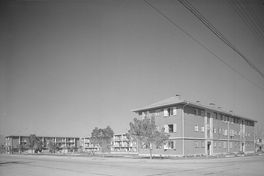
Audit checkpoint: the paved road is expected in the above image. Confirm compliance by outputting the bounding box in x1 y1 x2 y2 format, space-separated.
0 154 264 176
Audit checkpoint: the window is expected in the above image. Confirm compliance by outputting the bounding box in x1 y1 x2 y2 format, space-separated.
194 125 199 132
168 124 173 133
218 142 221 148
218 128 222 134
171 107 177 116
201 141 205 148
217 113 221 120
234 130 237 136
213 142 216 148
201 126 205 133
201 110 205 117
220 114 223 121
164 107 177 117
213 128 216 133
213 113 217 119
224 142 227 149
165 141 176 150
194 109 198 116
155 109 160 116
230 129 234 137
164 124 177 133
195 141 199 148
224 129 227 136
168 141 176 149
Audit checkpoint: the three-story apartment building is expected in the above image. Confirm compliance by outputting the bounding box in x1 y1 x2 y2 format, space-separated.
132 95 256 157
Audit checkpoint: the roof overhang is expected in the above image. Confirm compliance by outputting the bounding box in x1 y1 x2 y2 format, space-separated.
132 100 257 123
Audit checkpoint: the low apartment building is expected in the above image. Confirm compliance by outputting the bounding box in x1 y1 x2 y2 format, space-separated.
111 133 138 152
132 95 257 157
6 134 80 153
79 137 99 152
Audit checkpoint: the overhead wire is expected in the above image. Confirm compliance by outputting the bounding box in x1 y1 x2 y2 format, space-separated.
228 0 264 47
143 0 264 91
243 0 264 32
179 0 264 79
242 0 264 34
236 0 264 44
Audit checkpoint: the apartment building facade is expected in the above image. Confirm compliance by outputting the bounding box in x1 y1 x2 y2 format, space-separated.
79 137 99 152
132 95 257 157
111 133 138 152
6 134 80 153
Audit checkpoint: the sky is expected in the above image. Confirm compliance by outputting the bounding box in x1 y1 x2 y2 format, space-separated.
0 0 264 137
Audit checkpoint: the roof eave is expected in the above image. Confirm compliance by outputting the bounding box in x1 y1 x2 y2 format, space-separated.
132 100 257 123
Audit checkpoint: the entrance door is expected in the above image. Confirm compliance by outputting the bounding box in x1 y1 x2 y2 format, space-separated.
207 142 211 155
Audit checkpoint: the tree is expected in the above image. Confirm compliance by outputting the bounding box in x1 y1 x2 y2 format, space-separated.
27 134 42 154
47 139 56 153
17 143 26 154
0 144 6 154
90 126 114 157
127 117 170 159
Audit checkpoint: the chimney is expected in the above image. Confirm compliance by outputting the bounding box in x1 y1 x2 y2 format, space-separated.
209 103 215 108
196 101 201 104
175 94 181 100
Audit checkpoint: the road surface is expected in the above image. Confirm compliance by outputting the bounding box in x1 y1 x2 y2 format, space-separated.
0 154 264 176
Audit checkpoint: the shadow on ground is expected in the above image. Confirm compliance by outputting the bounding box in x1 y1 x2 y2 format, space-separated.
0 161 31 167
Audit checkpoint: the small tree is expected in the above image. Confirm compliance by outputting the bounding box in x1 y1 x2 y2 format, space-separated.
47 140 56 153
0 144 6 154
127 117 170 159
17 144 24 154
27 134 42 154
90 126 114 157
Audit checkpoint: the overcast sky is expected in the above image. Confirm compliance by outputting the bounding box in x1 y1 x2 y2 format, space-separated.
1 0 264 137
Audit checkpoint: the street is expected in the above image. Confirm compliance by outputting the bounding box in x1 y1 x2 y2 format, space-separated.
0 154 264 176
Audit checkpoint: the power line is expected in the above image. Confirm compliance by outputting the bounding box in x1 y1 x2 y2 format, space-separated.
237 0 264 44
228 0 264 47
143 0 264 91
243 0 264 32
179 0 264 79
